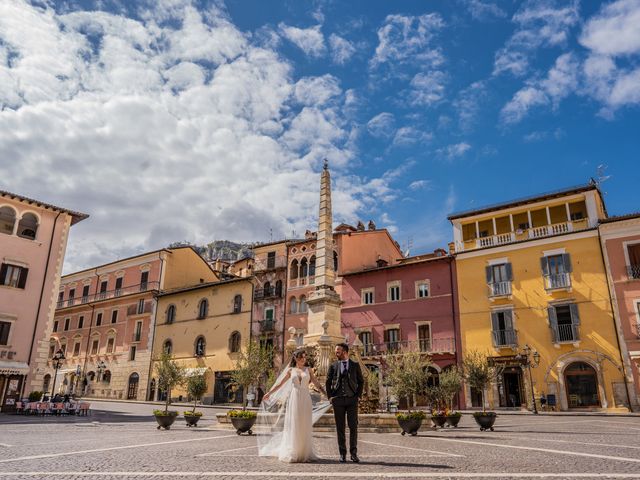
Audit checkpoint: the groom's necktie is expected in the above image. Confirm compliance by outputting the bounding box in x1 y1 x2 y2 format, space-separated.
342 361 348 373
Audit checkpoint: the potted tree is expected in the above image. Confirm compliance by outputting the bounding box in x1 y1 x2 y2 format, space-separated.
463 350 502 431
153 353 184 430
228 341 272 435
439 366 463 427
384 349 431 436
427 386 448 428
184 372 207 427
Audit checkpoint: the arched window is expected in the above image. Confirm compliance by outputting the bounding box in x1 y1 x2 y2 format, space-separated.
103 370 112 383
86 371 96 381
290 297 298 314
197 299 208 319
195 336 206 357
263 282 271 298
43 374 51 393
309 256 316 277
163 339 173 355
290 259 299 279
17 212 39 240
275 280 283 297
299 295 307 313
333 251 338 272
233 294 242 314
300 257 308 278
166 305 176 324
0 206 16 235
229 331 241 353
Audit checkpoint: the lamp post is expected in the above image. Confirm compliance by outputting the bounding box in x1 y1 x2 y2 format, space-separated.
517 344 540 414
49 349 66 398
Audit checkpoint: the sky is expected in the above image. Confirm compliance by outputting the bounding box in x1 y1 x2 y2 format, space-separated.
1 0 639 273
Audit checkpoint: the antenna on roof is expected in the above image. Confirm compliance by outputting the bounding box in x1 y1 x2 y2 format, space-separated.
403 237 413 257
269 228 273 242
595 164 611 186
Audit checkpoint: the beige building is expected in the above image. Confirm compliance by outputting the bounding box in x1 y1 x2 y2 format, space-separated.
151 277 254 404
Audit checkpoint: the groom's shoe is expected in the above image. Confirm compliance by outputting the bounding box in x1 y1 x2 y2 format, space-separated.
339 454 347 463
351 454 360 463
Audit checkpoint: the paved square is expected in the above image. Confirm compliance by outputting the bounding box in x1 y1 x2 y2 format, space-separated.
2 402 640 479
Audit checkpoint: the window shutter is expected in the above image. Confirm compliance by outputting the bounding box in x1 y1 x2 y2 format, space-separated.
505 263 513 281
490 312 500 331
17 268 28 289
485 266 494 284
384 329 389 343
569 303 580 325
547 306 558 342
0 264 7 285
540 256 550 276
504 310 514 330
562 253 573 273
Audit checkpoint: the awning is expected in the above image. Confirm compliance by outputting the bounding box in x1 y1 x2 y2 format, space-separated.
57 368 78 375
184 367 210 377
0 361 30 376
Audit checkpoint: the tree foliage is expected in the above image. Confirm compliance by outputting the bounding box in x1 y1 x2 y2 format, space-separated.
462 350 502 412
384 350 431 411
154 353 185 414
230 340 273 409
438 366 463 411
185 373 208 414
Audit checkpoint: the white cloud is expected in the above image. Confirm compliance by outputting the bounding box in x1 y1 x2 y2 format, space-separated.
409 180 430 191
392 127 433 147
436 142 471 160
367 112 396 138
408 71 446 106
0 2 394 272
453 81 486 131
579 0 640 56
523 127 565 142
278 23 326 57
329 34 356 65
466 0 507 21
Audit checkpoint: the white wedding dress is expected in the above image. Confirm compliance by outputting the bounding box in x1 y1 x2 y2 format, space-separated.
257 367 330 463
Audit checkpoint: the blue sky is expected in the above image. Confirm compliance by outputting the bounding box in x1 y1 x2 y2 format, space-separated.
1 0 639 270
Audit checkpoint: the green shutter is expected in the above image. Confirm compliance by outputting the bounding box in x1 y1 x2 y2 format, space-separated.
17 268 28 289
485 266 494 284
562 253 573 273
540 256 550 276
505 263 513 281
547 306 558 342
569 303 580 325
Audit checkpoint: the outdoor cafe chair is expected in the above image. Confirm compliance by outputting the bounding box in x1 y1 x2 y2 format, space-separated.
14 402 23 414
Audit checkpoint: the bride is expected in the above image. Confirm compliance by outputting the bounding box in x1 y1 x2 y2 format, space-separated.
257 349 331 463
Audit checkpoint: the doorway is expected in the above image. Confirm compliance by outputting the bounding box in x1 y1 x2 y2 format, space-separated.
565 362 600 408
501 368 523 407
127 373 139 400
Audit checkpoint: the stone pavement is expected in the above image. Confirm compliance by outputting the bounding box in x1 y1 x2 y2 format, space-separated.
2 402 640 479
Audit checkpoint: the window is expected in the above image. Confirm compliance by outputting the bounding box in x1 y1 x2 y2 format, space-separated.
99 280 108 299
309 256 316 277
233 294 242 314
137 299 145 315
111 310 118 324
195 336 206 356
82 285 90 303
129 346 137 361
197 299 208 319
267 251 276 269
290 259 298 279
548 303 580 343
60 341 67 355
166 305 176 324
58 291 64 305
627 244 640 279
68 289 75 306
0 321 10 345
362 288 374 305
333 251 338 272
49 341 56 358
163 340 172 355
115 277 123 296
299 295 307 313
140 271 149 290
388 282 401 302
417 324 431 352
486 263 513 296
275 280 283 297
229 331 241 353
106 337 115 354
96 313 103 326
0 206 16 235
17 213 38 239
359 331 372 355
53 320 59 332
300 258 308 278
263 281 271 298
73 341 81 356
541 254 572 289
78 316 84 329
103 370 111 383
290 297 298 314
491 310 516 347
384 328 400 352
64 318 70 331
134 321 142 342
416 282 430 299
0 263 28 289
91 339 99 355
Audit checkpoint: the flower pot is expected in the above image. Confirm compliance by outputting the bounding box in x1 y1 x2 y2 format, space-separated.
230 416 256 435
397 417 423 436
154 412 178 430
184 414 201 427
431 415 447 428
445 415 461 428
473 412 497 431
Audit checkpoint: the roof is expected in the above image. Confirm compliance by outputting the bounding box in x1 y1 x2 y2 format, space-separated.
600 212 640 224
156 276 252 297
0 189 89 225
342 253 451 277
251 238 304 249
447 183 601 221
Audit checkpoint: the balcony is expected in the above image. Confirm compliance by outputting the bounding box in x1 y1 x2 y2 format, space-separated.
360 338 456 357
289 276 315 289
477 233 515 248
253 256 287 272
627 265 640 280
56 282 160 310
254 286 282 301
260 320 276 332
544 273 571 291
492 329 517 347
553 323 580 343
489 281 512 298
528 221 573 239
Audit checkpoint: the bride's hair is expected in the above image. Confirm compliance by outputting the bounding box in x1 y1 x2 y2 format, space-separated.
288 348 307 368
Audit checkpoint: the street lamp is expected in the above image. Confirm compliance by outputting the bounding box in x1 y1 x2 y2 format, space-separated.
516 344 540 414
49 349 66 398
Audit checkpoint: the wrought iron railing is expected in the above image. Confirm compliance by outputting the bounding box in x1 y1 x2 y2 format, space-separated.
627 264 640 280
360 338 456 357
254 286 283 300
553 323 579 343
260 320 276 332
56 282 160 309
492 329 517 347
544 273 571 290
489 281 512 297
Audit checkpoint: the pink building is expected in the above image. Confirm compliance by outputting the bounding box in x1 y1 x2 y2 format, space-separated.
0 190 87 411
340 250 461 408
600 214 640 408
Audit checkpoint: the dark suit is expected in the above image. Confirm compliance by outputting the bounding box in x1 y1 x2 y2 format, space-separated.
326 359 364 456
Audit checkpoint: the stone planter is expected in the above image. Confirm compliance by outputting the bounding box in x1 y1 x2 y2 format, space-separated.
431 415 447 428
154 412 178 430
184 414 201 427
473 412 497 431
397 417 423 436
230 416 257 435
445 415 461 428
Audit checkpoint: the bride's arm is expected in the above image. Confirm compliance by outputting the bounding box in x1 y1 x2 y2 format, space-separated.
263 369 291 401
308 368 327 397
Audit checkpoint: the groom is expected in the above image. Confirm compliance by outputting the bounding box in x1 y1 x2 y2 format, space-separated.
326 342 364 463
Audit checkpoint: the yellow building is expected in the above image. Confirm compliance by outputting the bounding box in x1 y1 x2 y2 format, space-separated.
151 277 254 404
449 183 631 412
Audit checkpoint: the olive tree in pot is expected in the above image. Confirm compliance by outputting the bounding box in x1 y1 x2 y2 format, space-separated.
384 349 431 436
463 350 503 431
153 353 185 430
439 366 463 427
184 373 207 427
228 341 273 435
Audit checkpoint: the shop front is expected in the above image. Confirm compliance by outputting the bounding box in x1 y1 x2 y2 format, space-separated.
0 361 30 413
490 355 527 409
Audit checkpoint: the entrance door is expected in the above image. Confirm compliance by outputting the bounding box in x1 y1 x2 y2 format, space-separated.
127 373 139 400
502 370 523 407
565 362 600 408
148 379 156 401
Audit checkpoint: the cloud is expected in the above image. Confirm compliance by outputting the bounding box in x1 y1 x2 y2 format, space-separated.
436 142 471 160
278 23 326 57
328 33 356 64
392 127 433 147
523 127 565 142
466 0 507 21
408 71 446 106
409 180 431 191
579 0 640 56
453 81 486 131
0 1 396 272
367 112 396 138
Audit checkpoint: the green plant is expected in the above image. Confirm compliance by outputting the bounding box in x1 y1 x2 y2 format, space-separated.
473 411 497 417
384 349 432 411
153 409 178 416
396 410 427 421
154 352 185 415
230 341 273 409
185 373 208 414
28 391 43 402
438 366 463 410
183 411 203 416
463 350 503 413
446 411 462 417
227 410 257 419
